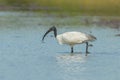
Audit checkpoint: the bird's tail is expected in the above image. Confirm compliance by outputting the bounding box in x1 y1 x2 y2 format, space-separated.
87 34 97 41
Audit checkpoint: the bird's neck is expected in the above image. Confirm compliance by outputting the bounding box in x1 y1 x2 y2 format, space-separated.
53 27 57 38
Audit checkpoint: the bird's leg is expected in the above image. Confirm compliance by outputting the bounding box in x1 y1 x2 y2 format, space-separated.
85 42 89 56
71 46 74 53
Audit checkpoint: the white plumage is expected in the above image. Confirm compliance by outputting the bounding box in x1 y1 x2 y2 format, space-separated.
42 26 96 56
57 31 90 46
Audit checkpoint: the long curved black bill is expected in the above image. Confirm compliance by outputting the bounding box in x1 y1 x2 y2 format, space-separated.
42 29 51 42
42 26 57 42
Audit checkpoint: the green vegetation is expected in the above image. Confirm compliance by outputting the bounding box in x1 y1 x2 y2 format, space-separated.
0 0 120 16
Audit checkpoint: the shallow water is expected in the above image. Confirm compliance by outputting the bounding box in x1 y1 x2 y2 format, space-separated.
0 11 120 80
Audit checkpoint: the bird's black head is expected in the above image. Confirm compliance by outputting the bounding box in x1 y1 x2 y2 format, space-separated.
42 26 57 42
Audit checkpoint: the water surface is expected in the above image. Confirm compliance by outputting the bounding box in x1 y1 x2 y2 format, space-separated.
0 11 120 80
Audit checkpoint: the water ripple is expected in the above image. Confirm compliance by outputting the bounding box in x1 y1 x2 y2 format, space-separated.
56 54 87 73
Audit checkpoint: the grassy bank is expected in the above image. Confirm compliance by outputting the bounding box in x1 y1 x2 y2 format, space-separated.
0 0 120 16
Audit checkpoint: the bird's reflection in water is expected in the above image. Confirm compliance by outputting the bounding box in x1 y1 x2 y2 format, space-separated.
56 53 87 73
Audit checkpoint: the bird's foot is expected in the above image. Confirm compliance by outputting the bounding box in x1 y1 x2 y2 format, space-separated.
86 51 90 54
85 51 90 56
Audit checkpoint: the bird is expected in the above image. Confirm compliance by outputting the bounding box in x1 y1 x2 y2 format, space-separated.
42 26 96 56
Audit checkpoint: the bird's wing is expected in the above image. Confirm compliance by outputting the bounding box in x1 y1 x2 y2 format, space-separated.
62 32 88 44
56 31 96 45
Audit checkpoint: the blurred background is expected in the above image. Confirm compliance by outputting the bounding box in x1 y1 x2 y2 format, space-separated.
0 0 120 16
0 1 120 80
